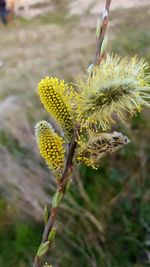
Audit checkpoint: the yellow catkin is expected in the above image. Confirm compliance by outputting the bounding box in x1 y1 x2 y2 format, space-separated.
38 77 74 140
35 121 65 178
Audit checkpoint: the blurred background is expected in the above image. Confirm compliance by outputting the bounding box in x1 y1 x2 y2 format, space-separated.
0 0 150 266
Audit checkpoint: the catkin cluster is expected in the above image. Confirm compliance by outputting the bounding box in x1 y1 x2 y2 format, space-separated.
35 55 150 174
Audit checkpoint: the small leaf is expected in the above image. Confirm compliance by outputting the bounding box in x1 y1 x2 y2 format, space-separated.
96 18 102 38
100 35 108 57
37 241 50 259
48 226 57 242
44 205 49 225
52 191 63 208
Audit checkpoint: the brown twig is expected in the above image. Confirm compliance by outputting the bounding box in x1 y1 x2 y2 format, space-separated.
33 127 79 267
41 126 79 244
93 0 112 66
33 256 41 267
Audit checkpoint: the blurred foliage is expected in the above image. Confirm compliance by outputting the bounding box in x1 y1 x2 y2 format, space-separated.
0 198 42 267
0 4 150 267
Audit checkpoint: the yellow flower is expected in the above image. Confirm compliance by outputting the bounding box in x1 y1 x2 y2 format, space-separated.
76 55 150 130
38 77 76 140
35 121 65 178
77 131 129 168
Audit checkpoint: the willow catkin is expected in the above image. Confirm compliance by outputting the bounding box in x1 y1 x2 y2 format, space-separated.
38 77 75 140
35 120 65 178
76 55 150 130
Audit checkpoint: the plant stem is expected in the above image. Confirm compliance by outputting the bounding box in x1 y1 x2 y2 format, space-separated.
33 0 112 265
33 126 79 267
93 0 112 65
33 256 41 267
41 127 78 244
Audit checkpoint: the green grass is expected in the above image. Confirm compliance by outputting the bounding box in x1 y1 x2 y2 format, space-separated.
0 199 42 267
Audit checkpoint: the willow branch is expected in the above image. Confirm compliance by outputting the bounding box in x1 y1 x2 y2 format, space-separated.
41 126 79 244
33 1 112 266
33 126 79 267
93 0 112 65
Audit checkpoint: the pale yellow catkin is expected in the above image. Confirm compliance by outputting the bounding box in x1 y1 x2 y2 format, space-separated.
76 55 150 130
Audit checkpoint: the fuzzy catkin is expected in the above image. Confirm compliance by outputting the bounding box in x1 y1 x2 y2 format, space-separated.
76 55 150 130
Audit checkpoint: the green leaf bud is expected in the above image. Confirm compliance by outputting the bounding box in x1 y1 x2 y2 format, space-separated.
44 205 49 225
52 191 63 208
100 35 108 57
96 18 102 38
37 241 50 259
48 226 57 242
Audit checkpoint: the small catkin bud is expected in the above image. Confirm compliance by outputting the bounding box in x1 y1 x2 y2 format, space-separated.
35 121 65 178
77 131 130 168
38 77 74 140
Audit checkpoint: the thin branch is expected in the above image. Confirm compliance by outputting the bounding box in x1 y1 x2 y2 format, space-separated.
105 0 112 10
33 127 79 267
33 256 41 267
41 126 79 244
33 1 112 266
93 0 112 66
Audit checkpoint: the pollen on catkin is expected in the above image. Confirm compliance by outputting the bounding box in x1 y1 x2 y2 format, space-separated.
77 131 129 168
35 121 65 178
38 77 76 140
76 55 150 130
